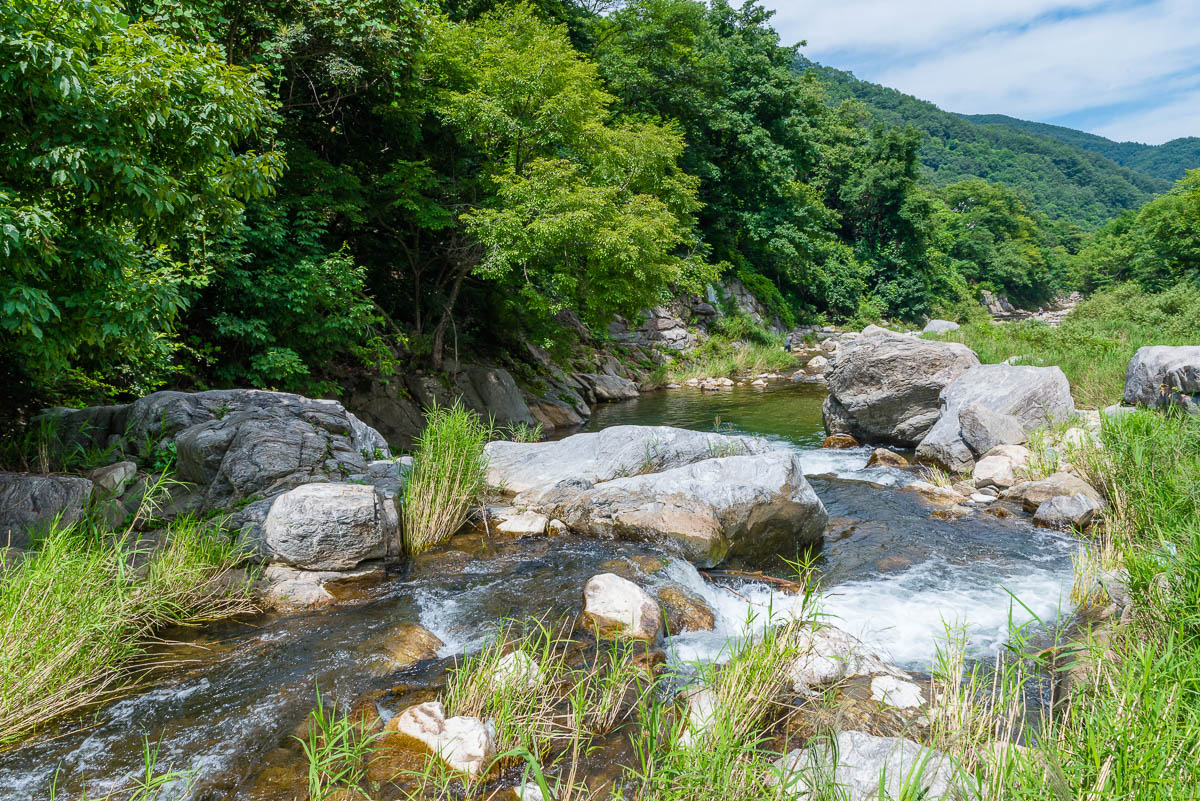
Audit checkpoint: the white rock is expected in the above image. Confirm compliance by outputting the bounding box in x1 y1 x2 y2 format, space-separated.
768 731 971 800
788 625 906 692
972 455 1016 489
581 573 663 641
514 782 549 801
870 675 926 709
87 461 137 496
390 701 496 775
969 493 996 504
492 651 543 692
495 511 549 537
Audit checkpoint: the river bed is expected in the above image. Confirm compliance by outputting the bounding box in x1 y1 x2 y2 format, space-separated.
0 383 1079 799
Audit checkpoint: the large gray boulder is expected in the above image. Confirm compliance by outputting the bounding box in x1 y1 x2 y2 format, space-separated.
575 373 639 402
545 451 827 567
45 390 390 514
484 425 772 506
1123 346 1200 411
0 473 94 548
1004 472 1102 512
958 402 1028 455
916 365 1074 472
1033 493 1102 529
260 483 401 570
769 731 971 801
822 336 980 447
923 319 960 334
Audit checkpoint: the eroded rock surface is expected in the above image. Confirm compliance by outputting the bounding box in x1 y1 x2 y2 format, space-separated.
0 473 93 548
582 573 663 641
1123 345 1200 410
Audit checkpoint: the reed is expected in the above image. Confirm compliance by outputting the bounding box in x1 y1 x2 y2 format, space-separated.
401 401 492 555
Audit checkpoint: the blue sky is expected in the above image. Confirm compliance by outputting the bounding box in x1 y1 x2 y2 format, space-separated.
763 0 1200 145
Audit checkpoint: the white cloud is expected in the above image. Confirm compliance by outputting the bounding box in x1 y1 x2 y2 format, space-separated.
766 0 1200 144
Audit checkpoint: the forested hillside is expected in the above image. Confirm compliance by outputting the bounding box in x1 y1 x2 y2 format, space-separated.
3 0 1197 418
797 57 1169 227
963 114 1200 183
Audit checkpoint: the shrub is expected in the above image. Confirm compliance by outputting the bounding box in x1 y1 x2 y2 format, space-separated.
401 401 492 555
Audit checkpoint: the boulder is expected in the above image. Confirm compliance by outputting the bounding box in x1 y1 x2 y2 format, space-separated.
769 731 970 801
971 455 1016 490
452 366 538 429
823 337 979 447
260 483 401 570
581 573 663 641
869 675 926 709
576 373 640 402
484 425 771 506
916 365 1073 472
0 473 93 548
259 564 385 611
657 585 716 633
494 511 549 537
1004 472 1102 512
387 701 496 775
1123 345 1200 410
545 451 827 567
788 625 905 693
1033 493 1102 529
958 403 1027 455
923 319 960 334
866 449 908 468
805 355 829 374
822 434 860 449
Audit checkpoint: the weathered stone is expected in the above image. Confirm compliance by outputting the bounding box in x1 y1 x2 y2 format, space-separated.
261 483 401 570
916 364 1074 472
387 701 496 775
1034 493 1102 529
805 355 829 374
452 366 538 429
87 461 137 496
866 448 908 468
1004 472 1103 512
768 731 971 801
923 319 960 334
484 425 771 507
544 451 826 567
375 623 444 668
788 625 905 692
576 373 639 402
823 336 980 447
972 454 1017 490
1123 345 1200 410
657 585 716 633
581 573 663 641
904 480 967 507
0 473 93 548
822 434 860 449
491 651 543 692
495 511 549 537
869 675 926 709
958 402 1027 456
260 564 385 611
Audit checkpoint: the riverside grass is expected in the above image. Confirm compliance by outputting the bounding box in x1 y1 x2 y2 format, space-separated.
0 507 252 749
401 400 492 555
935 282 1200 408
664 315 798 384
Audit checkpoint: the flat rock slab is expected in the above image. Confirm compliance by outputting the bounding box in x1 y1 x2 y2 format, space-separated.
546 451 827 567
823 336 979 448
484 425 771 506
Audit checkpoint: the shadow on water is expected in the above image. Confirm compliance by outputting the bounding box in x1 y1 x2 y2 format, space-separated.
0 382 1079 799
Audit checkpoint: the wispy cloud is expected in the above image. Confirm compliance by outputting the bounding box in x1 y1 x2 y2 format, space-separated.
767 0 1200 144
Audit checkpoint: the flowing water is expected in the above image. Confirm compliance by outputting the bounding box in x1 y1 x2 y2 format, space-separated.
0 383 1079 799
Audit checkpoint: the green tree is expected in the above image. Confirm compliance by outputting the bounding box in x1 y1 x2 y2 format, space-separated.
0 0 280 407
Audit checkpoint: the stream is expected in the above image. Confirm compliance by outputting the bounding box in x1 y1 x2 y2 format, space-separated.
0 383 1080 799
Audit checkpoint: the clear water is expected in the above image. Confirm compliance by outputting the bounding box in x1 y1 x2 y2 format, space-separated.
0 383 1078 799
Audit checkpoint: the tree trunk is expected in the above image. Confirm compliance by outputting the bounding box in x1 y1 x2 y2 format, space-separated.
430 262 471 370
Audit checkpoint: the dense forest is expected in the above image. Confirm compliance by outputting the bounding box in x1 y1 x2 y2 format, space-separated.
3 0 1198 416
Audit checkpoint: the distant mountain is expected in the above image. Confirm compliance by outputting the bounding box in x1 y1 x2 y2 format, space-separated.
796 58 1175 228
960 114 1200 183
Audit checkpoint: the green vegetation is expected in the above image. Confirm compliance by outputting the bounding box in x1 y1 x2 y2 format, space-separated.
936 283 1200 408
0 508 252 748
401 401 491 555
297 688 381 801
664 316 798 383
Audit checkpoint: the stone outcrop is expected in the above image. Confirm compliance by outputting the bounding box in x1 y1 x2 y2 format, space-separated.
484 425 772 506
609 305 694 351
1123 345 1200 411
0 473 93 548
916 365 1074 472
581 573 663 641
769 731 971 801
823 336 980 447
546 451 827 567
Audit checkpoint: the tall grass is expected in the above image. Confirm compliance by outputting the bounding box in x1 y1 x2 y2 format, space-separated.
0 509 252 748
297 687 381 801
401 401 492 555
938 283 1200 408
666 317 798 383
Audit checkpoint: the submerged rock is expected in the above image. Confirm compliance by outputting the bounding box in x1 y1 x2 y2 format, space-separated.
0 473 93 548
387 701 496 775
823 336 979 447
545 451 827 567
822 434 860 449
484 425 771 506
916 364 1074 472
657 585 716 633
768 731 971 801
1123 345 1200 410
581 573 663 641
